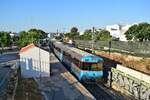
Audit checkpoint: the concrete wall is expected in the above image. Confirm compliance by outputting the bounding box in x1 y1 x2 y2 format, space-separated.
107 65 150 100
116 64 150 83
20 46 50 78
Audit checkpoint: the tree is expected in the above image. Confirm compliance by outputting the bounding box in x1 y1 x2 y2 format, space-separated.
78 29 112 41
0 31 11 47
12 35 19 46
71 27 78 33
64 27 80 40
125 22 150 41
82 29 92 40
146 26 150 41
96 29 112 41
18 29 47 48
64 32 72 39
28 29 47 39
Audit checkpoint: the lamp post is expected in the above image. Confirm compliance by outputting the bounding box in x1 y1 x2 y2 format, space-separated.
109 41 111 55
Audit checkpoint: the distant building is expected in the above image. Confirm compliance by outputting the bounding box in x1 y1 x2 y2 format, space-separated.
9 32 18 37
48 33 54 38
48 32 64 40
106 24 131 41
19 43 50 78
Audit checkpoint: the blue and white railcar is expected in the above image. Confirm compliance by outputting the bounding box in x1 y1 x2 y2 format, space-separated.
52 41 104 81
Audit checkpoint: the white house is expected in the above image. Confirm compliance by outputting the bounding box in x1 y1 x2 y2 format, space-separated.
106 24 131 41
19 43 50 78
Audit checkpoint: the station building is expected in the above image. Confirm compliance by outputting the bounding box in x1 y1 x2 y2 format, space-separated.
19 43 50 78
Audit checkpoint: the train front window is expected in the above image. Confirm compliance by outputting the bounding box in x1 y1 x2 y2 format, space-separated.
91 63 103 71
82 62 103 71
82 63 91 70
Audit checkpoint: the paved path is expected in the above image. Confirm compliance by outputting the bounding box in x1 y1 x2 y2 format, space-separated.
35 53 95 100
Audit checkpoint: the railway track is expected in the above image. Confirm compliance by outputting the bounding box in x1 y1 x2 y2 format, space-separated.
55 57 119 100
82 82 117 100
50 48 123 100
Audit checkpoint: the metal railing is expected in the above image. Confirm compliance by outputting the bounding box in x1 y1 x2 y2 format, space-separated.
74 40 150 57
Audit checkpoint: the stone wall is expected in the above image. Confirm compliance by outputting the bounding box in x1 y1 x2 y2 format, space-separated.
108 68 150 100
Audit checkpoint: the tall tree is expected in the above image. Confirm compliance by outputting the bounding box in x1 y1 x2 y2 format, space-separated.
125 22 150 41
82 29 92 40
79 29 112 41
64 27 80 40
18 31 29 47
0 31 11 47
18 29 47 48
96 29 112 41
71 27 78 33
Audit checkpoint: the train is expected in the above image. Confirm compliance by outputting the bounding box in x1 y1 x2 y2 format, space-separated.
50 41 104 81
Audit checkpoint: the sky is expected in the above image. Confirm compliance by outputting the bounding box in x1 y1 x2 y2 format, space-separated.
0 0 150 33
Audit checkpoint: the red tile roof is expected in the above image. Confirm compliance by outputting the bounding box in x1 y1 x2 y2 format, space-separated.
20 43 35 53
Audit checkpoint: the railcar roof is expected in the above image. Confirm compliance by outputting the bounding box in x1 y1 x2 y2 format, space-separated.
69 47 92 56
53 41 103 62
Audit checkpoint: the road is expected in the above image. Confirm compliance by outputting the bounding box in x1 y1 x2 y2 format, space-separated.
0 52 19 98
0 53 19 63
0 67 11 97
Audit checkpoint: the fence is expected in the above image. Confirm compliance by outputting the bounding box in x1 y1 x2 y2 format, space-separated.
0 46 18 55
75 40 150 57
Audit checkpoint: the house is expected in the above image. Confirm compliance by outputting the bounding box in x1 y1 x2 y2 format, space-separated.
19 43 50 78
106 24 131 41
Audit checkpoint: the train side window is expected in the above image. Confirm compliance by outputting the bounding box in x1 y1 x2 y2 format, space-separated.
56 47 61 52
64 51 72 61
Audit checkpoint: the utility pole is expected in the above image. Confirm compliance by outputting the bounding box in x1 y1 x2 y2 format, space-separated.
109 41 111 55
92 27 95 53
62 28 66 42
57 29 59 36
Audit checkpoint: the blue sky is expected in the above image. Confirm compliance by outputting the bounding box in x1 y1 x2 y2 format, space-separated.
0 0 150 32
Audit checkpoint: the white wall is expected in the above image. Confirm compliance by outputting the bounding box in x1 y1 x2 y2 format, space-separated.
106 24 121 38
106 24 131 41
20 46 50 78
116 64 150 84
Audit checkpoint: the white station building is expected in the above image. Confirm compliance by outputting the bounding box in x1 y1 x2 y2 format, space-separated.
19 43 50 78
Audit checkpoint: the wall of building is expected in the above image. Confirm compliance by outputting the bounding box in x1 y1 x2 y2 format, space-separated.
20 46 50 78
106 24 131 41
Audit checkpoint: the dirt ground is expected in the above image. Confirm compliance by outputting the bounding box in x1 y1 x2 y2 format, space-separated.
95 51 150 75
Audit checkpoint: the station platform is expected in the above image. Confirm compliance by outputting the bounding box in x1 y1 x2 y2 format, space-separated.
34 53 95 100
